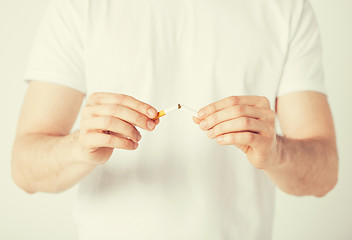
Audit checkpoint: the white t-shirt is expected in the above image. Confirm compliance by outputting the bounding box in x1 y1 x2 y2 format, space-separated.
24 0 326 239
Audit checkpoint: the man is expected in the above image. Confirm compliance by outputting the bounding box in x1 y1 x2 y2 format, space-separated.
12 0 338 239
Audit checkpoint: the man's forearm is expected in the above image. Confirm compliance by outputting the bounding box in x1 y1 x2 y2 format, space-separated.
264 135 338 197
11 131 97 194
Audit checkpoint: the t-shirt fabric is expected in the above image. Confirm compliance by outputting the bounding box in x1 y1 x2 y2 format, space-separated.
24 0 326 239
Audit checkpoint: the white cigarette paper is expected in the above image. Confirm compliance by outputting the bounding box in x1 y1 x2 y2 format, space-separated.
180 104 198 117
164 104 181 114
154 104 198 119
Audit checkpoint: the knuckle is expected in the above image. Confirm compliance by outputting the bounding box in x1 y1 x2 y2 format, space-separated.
246 133 255 142
81 105 92 118
116 94 128 104
233 105 244 115
135 113 144 124
268 110 276 122
208 114 216 126
89 92 100 103
263 109 275 123
79 139 90 151
229 133 236 142
108 104 119 114
103 117 113 128
115 104 125 116
122 138 130 149
212 127 218 136
211 104 218 113
104 134 114 146
136 104 145 114
261 96 270 107
80 120 88 132
231 96 239 105
264 124 275 133
260 96 268 102
78 131 86 144
216 124 224 134
241 118 250 128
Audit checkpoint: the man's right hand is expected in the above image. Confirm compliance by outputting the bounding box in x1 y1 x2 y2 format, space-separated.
78 92 159 165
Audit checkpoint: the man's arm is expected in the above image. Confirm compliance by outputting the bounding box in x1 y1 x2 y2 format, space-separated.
12 81 159 194
11 81 87 193
266 91 338 197
194 91 338 197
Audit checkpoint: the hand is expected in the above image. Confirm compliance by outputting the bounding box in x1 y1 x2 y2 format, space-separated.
78 92 159 165
193 96 279 169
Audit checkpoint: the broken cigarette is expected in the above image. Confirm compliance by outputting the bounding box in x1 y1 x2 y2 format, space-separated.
153 104 198 119
153 104 181 119
180 104 198 116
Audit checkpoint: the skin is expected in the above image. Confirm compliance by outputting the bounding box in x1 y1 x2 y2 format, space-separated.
11 81 160 193
193 93 338 197
12 81 338 196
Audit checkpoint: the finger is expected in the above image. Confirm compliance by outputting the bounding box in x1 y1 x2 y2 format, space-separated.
206 117 267 139
82 132 138 151
155 118 160 126
193 116 201 124
199 105 270 130
82 116 141 143
87 92 158 119
82 104 156 131
215 132 264 148
198 96 271 119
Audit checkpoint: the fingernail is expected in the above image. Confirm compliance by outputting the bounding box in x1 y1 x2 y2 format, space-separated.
136 133 142 141
133 142 139 149
148 108 157 118
207 129 213 137
217 136 224 143
198 111 206 118
147 120 155 130
200 121 207 129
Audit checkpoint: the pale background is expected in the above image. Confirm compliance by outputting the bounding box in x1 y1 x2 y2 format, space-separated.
1 0 351 239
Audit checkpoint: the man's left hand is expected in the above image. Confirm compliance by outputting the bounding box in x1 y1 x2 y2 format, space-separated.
194 96 280 169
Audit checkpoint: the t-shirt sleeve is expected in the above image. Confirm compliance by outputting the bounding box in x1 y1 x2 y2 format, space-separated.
277 0 326 97
23 0 86 94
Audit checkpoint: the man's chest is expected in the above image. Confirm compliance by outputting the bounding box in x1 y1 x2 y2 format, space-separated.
84 0 288 104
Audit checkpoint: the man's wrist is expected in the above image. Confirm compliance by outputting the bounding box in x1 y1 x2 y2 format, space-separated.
266 135 284 170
